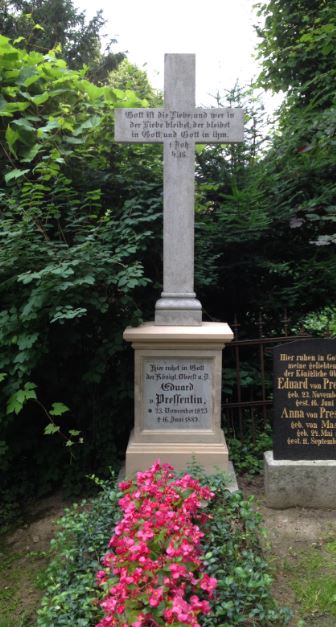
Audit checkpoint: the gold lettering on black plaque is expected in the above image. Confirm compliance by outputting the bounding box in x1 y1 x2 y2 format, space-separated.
273 340 336 460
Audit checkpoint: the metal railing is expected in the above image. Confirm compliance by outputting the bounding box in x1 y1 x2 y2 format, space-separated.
222 311 312 442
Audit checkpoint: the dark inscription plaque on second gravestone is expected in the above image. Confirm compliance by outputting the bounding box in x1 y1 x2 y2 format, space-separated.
273 339 336 460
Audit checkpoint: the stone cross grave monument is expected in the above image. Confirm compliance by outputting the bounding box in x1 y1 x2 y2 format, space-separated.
115 54 244 475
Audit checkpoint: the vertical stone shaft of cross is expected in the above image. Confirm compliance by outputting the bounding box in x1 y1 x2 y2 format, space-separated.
155 54 202 325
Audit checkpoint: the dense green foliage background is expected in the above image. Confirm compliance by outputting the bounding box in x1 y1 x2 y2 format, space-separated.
0 0 125 80
0 0 335 507
0 33 163 502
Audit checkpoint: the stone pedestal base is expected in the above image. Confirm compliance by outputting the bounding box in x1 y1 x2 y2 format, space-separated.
264 450 336 508
126 430 229 475
119 457 239 492
155 295 202 325
123 322 233 478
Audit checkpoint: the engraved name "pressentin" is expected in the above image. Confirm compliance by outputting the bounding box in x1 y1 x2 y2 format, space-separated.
156 393 203 405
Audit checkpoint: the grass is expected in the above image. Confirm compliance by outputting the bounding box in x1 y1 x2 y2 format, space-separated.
0 544 47 627
281 537 336 625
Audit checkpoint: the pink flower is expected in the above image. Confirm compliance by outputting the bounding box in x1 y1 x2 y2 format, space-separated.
170 563 188 579
95 460 216 627
118 480 132 490
199 573 217 594
96 570 107 585
190 594 211 613
149 587 164 607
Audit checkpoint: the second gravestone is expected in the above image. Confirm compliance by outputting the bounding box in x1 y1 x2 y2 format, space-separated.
115 54 243 475
273 339 336 460
265 339 336 507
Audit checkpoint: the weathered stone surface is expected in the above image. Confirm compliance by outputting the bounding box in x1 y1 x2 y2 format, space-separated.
158 54 199 325
114 108 244 144
115 54 243 325
126 432 229 475
155 296 202 326
143 356 212 431
115 54 238 477
264 450 336 508
123 322 233 475
123 321 233 343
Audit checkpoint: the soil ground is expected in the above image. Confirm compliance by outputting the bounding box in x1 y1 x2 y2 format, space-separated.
0 493 72 627
1 477 336 626
239 475 336 626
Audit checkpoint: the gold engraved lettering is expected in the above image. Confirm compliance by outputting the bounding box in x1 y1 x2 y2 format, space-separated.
281 408 304 418
277 346 336 453
322 419 336 429
320 407 336 419
278 377 308 390
323 378 336 390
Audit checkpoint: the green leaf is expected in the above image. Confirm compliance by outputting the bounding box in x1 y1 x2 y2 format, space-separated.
0 35 11 46
0 95 9 112
6 396 22 415
5 101 30 113
44 423 61 435
4 168 30 183
69 429 81 437
24 382 37 391
23 74 40 88
38 119 60 136
72 115 100 136
17 333 39 349
13 117 35 132
5 125 19 152
21 143 41 162
30 92 49 106
23 389 37 401
5 384 36 415
49 402 70 417
50 307 87 323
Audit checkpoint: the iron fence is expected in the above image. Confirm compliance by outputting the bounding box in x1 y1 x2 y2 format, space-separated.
222 311 313 442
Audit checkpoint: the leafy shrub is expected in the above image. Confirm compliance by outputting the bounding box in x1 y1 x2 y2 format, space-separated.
227 426 273 477
200 475 291 625
295 306 336 337
37 475 121 626
37 469 290 626
0 36 163 501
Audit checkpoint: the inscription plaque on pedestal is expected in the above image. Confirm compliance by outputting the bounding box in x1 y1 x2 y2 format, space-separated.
273 339 336 460
143 357 212 430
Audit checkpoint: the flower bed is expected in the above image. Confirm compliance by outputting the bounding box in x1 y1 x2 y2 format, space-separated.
37 464 291 626
96 462 217 626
